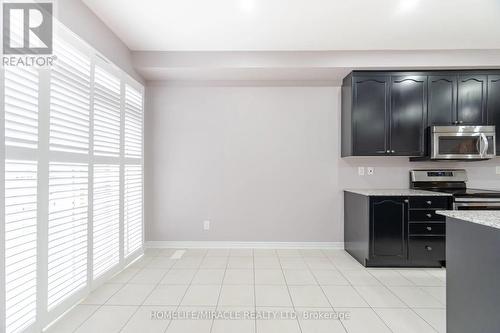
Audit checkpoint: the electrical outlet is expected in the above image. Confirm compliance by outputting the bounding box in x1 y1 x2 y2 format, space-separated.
203 220 210 231
367 167 374 175
496 166 500 175
358 167 365 176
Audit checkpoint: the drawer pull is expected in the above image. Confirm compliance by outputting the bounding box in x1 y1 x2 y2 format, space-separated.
404 199 409 203
425 246 433 251
426 213 432 218
426 201 432 205
426 226 432 231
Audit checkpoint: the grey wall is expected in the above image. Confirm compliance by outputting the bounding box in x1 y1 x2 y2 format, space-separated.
145 84 500 242
56 0 143 83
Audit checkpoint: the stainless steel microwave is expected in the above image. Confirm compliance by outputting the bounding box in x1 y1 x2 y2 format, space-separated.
430 126 496 160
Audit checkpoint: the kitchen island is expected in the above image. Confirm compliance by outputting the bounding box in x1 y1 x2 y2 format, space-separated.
437 211 500 333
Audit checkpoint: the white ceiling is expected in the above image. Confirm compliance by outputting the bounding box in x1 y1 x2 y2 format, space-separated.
82 0 500 51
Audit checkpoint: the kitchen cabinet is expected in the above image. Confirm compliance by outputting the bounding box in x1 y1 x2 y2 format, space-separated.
351 76 389 155
428 75 456 126
342 73 426 157
457 75 487 125
487 75 500 154
342 70 499 157
370 197 407 263
390 76 427 156
427 74 487 126
344 191 451 267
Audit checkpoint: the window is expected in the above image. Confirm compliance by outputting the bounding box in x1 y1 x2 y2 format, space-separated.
92 164 120 279
2 26 144 333
47 163 88 309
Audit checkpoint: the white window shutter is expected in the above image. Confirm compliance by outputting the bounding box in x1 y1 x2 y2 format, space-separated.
47 163 88 309
49 39 91 154
4 160 38 333
124 165 143 256
124 85 143 158
93 164 120 279
4 67 38 149
93 67 121 157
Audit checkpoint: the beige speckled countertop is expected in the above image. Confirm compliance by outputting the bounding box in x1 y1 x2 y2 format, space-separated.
344 189 452 196
437 211 500 229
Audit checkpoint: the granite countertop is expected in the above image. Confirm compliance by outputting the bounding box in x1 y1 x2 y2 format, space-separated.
344 189 452 196
437 211 500 230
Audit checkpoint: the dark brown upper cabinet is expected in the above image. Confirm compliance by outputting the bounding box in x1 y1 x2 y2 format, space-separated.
457 75 487 125
428 76 456 125
487 75 500 154
390 76 427 156
342 72 426 157
427 74 487 126
342 70 499 158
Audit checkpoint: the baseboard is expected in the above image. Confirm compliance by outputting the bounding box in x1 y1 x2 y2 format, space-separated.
144 241 344 249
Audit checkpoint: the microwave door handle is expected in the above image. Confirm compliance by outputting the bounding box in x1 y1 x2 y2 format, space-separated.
480 133 489 157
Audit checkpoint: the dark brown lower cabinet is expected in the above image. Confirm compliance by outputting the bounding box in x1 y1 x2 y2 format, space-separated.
344 192 451 267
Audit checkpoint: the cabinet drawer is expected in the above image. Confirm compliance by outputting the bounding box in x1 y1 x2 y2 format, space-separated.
409 223 445 236
409 196 449 209
408 236 445 262
409 210 446 222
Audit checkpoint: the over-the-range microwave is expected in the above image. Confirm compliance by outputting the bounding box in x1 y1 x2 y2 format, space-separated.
429 125 496 160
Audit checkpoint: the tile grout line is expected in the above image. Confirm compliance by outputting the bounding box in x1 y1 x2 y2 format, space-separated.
117 251 177 332
364 268 442 333
208 249 231 333
322 251 396 333
69 255 146 333
276 250 304 333
161 249 210 333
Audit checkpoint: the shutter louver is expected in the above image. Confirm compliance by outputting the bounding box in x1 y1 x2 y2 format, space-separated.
49 40 91 154
4 67 39 149
124 165 143 256
47 163 88 309
124 86 143 158
93 67 121 157
93 164 120 279
4 160 37 333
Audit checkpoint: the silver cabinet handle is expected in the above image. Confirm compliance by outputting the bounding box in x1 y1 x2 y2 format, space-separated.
425 246 433 251
391 150 395 153
426 226 432 231
386 150 391 153
404 199 409 203
426 213 432 218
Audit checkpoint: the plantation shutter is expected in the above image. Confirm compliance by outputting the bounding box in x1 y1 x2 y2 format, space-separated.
93 66 121 157
4 67 38 149
124 85 143 158
47 163 88 309
124 165 142 256
4 161 38 333
93 164 120 279
49 39 91 154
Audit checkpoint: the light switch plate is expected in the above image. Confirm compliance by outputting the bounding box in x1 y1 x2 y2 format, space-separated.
358 167 365 176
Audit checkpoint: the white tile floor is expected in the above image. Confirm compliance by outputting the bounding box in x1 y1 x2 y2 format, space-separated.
44 249 446 333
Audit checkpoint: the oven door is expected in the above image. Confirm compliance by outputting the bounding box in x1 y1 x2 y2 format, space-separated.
453 201 500 210
432 132 495 160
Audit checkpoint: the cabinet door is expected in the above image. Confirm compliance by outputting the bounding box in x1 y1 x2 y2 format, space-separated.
370 197 407 261
352 77 389 155
487 75 500 155
457 75 487 125
390 76 427 156
428 75 456 126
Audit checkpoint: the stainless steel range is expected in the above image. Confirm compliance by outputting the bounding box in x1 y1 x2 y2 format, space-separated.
410 169 500 210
